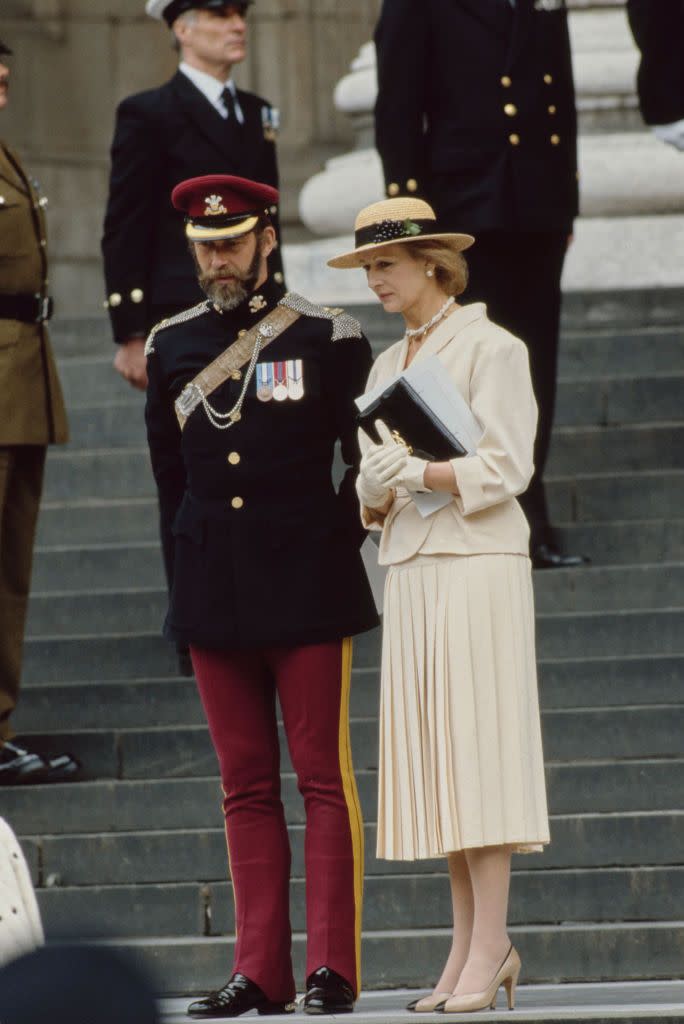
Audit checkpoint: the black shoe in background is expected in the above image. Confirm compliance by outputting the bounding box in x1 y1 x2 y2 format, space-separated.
0 741 49 785
532 543 590 570
304 967 355 1015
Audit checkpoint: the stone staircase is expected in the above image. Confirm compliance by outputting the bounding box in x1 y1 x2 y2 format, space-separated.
2 293 683 997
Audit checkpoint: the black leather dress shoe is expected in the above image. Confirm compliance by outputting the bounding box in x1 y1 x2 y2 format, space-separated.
187 973 295 1018
303 967 355 1015
0 741 49 785
532 543 589 570
44 751 82 783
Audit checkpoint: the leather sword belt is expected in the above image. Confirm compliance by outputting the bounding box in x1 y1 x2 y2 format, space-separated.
0 294 54 323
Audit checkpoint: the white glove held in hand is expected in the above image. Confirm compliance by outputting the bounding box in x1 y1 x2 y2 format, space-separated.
374 420 430 493
357 436 407 509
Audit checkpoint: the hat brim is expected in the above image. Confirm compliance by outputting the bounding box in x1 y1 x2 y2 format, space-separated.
186 215 259 242
327 232 475 270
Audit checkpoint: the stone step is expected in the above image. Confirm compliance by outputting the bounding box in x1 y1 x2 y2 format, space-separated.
547 423 684 475
16 701 684 781
4 760 683 834
20 608 684 685
159 981 684 1024
33 866 684 940
54 376 684 452
20 812 684 889
36 498 159 546
87 923 684 990
24 565 684 639
59 357 140 409
16 655 684 733
556 520 684 566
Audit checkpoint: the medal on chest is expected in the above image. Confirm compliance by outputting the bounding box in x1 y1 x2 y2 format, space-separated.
256 362 274 402
286 360 304 401
272 361 289 402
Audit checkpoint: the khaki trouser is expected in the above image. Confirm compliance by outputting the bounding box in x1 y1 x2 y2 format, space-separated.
0 446 46 745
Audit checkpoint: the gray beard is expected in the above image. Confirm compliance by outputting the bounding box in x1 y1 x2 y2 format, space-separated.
198 239 263 311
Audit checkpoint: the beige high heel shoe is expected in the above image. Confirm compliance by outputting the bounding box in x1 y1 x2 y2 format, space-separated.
442 945 521 1013
407 991 453 1012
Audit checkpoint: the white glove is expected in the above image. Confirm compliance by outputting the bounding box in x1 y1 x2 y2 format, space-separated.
375 421 430 493
357 422 408 509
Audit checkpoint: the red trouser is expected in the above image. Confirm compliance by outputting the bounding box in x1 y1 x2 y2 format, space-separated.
190 638 364 1003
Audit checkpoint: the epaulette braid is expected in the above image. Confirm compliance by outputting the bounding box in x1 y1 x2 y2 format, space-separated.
279 292 362 342
144 301 212 356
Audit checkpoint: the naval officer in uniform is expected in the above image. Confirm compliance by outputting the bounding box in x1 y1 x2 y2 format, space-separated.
102 0 283 673
144 174 378 1017
0 38 79 785
374 0 586 569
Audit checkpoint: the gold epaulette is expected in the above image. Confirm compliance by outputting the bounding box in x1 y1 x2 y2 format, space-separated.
144 301 211 356
279 292 362 342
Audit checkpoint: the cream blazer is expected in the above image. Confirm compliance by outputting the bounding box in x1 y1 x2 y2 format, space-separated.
359 303 537 565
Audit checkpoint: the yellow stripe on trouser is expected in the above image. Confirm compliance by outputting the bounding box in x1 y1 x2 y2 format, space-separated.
221 784 236 941
338 636 364 992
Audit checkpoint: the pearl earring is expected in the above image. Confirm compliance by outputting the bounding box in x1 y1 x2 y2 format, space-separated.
426 269 434 278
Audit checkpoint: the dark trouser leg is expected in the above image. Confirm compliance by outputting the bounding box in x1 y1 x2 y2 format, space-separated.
272 638 363 996
190 645 296 1003
464 231 568 548
0 446 46 745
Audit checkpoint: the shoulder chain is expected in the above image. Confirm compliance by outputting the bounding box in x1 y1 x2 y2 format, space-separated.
144 301 212 356
279 292 362 342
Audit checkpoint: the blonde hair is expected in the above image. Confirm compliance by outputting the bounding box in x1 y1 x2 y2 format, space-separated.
408 239 469 297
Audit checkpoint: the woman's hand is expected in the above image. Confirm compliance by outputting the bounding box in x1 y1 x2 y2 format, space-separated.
357 422 408 508
375 421 430 492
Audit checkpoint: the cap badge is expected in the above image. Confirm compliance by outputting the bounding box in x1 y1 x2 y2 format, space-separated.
204 194 228 216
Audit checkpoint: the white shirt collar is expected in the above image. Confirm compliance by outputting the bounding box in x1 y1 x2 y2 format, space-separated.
178 62 243 121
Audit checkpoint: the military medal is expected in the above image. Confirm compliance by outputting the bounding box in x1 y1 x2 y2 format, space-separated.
287 360 304 401
273 361 288 402
256 362 274 402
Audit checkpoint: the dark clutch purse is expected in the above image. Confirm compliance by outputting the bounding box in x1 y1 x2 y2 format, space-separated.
357 377 467 461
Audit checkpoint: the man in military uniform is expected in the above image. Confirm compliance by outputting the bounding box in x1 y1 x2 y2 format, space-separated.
374 0 586 569
145 174 378 1017
0 39 79 785
627 0 684 150
103 0 283 672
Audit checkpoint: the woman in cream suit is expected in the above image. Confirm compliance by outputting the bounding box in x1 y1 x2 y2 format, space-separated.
328 198 549 1014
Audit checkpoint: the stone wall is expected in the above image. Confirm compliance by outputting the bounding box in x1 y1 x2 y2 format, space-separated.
0 0 381 313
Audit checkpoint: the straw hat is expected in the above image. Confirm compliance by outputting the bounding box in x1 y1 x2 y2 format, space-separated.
327 197 474 270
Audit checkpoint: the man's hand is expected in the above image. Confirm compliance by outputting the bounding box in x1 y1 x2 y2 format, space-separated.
114 336 148 390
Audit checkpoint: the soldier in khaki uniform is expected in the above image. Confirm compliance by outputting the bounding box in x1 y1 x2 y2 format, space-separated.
0 38 78 785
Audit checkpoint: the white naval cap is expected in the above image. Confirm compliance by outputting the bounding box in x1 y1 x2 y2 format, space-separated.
146 0 252 26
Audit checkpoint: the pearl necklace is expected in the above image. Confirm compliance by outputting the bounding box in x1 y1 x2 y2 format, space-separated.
405 296 455 342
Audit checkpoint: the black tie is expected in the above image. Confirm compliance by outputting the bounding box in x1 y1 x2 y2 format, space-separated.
221 86 241 126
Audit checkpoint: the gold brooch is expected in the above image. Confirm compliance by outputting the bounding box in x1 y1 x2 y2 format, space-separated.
249 294 267 313
204 194 228 216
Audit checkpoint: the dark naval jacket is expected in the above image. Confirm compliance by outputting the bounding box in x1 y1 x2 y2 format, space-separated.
626 0 684 127
374 0 579 233
144 277 379 651
102 71 282 343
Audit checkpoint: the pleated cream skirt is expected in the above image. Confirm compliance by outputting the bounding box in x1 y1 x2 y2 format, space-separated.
377 552 550 861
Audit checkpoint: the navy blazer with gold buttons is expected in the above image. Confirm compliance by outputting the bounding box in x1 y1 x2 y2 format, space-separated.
374 0 579 233
144 276 379 651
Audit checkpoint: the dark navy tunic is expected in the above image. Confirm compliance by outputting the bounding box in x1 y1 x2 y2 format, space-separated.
144 277 379 650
